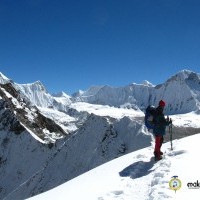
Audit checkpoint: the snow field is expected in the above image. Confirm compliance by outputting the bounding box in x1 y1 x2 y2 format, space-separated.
30 134 200 200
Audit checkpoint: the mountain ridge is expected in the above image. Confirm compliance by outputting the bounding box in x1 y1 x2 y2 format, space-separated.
1 69 200 115
0 74 150 199
72 70 200 114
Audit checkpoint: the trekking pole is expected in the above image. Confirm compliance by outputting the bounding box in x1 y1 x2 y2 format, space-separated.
169 123 173 150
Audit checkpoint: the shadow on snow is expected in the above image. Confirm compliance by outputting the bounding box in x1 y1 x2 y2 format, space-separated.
119 158 155 179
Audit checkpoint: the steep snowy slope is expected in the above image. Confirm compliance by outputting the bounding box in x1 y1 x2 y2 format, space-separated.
30 133 200 200
0 72 11 84
1 114 152 200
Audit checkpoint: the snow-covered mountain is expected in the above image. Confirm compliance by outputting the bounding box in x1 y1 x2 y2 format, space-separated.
3 70 200 115
2 70 199 115
29 133 200 200
0 70 200 199
73 70 200 114
0 73 149 199
0 72 11 84
0 81 67 144
17 81 72 110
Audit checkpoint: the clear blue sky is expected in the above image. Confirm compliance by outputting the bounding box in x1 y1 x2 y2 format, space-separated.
1 0 200 94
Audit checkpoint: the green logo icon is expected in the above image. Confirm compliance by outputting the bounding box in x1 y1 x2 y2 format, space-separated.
169 176 182 193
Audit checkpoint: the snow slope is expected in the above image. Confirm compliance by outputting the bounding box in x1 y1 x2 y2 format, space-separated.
171 111 200 128
69 102 144 119
30 133 200 200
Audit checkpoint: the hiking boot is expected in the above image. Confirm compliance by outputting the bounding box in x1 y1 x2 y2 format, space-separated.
154 156 163 161
154 151 163 156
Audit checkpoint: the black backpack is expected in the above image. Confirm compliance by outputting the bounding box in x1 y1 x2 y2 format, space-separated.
145 105 157 130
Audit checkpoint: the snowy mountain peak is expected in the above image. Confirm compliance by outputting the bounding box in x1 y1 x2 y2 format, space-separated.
0 72 11 84
73 85 105 100
186 71 200 82
166 69 197 83
178 69 193 75
17 81 51 107
29 80 48 93
84 85 105 95
142 80 154 87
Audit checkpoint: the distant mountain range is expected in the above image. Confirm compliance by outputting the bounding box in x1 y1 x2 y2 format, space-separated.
0 69 200 199
2 69 200 114
72 70 200 114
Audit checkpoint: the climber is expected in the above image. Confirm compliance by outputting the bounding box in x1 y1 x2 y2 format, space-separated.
153 100 172 161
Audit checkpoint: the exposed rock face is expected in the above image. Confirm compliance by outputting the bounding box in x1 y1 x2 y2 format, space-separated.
0 83 66 143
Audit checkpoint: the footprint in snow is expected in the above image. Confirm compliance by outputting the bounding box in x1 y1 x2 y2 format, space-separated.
99 190 124 200
111 190 124 195
136 154 147 159
148 156 172 199
167 150 187 157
